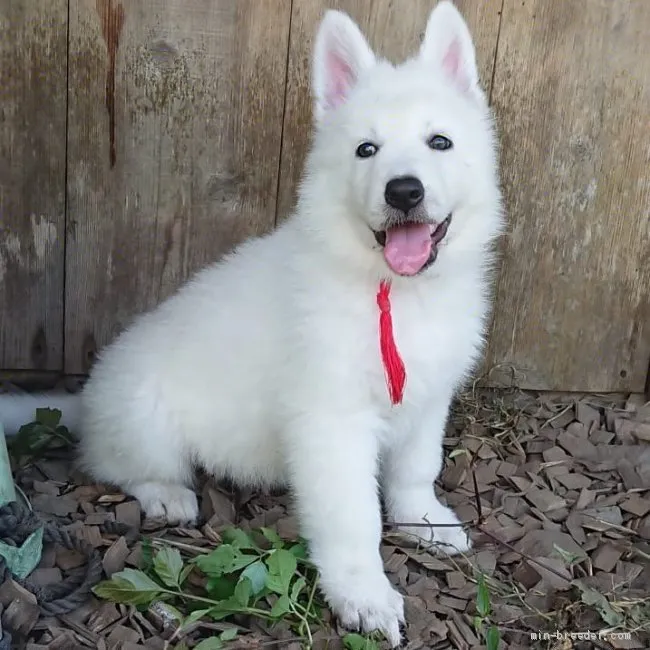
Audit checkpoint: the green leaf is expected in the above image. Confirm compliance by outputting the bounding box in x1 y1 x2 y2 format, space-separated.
265 573 285 594
476 575 491 618
7 408 75 463
270 594 292 618
119 568 162 590
208 607 236 622
229 554 257 573
233 577 252 607
575 581 623 627
93 575 161 607
206 596 250 620
55 424 75 441
153 547 184 588
36 407 62 428
181 607 213 630
221 527 257 550
9 423 54 463
289 541 309 561
265 549 297 594
486 625 500 650
240 560 268 595
194 637 224 650
552 543 583 565
141 537 154 572
206 575 237 600
472 615 484 633
260 527 284 548
343 634 365 650
290 576 306 602
630 602 650 625
220 628 238 642
196 545 236 577
195 545 256 577
343 633 379 650
179 564 194 585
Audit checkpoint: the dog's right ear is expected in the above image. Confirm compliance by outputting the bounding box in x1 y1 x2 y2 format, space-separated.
312 10 375 122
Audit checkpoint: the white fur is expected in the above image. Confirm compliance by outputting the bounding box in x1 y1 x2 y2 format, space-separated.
1 2 503 645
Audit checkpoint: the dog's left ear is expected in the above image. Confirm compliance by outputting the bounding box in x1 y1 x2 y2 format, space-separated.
419 1 484 102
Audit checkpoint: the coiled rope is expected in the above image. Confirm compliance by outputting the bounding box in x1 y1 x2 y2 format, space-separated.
0 501 137 648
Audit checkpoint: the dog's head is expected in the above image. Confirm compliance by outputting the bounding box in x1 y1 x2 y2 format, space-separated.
300 1 502 279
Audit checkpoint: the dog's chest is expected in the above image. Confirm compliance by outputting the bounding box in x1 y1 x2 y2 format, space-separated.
370 283 484 404
292 274 485 416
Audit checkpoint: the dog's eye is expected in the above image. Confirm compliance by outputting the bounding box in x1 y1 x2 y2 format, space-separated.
355 142 379 158
427 135 453 151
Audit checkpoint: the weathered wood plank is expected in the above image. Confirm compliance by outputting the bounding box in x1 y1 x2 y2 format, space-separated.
276 0 503 222
0 3 68 370
65 0 291 373
485 0 650 392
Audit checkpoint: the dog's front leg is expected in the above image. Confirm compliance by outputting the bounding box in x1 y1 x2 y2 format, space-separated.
285 412 404 647
383 399 471 555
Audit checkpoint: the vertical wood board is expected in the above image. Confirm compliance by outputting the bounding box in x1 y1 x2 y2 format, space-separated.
65 0 291 373
0 2 68 370
485 0 650 392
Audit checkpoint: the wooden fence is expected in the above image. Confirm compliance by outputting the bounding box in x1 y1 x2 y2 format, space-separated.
1 0 649 393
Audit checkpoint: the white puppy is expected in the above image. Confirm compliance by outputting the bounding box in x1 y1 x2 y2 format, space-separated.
1 2 503 644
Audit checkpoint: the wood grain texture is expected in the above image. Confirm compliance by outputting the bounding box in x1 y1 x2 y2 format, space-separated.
276 0 504 222
65 0 291 373
0 2 68 370
485 0 650 392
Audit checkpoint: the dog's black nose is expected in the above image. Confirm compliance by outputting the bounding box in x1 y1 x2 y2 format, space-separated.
384 176 425 212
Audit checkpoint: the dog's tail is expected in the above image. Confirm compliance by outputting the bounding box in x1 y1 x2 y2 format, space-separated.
0 392 82 436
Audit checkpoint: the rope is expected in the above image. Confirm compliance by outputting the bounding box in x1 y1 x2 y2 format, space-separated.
0 501 138 644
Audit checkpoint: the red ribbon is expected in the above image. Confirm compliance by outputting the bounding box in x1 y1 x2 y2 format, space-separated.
377 280 406 405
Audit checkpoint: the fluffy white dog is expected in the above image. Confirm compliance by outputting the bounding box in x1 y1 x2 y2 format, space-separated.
2 2 503 644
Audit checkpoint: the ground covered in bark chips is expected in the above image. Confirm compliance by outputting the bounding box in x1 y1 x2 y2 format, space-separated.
2 381 650 650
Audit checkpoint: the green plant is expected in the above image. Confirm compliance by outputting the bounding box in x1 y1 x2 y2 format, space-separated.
342 632 381 650
94 525 381 648
8 408 75 467
473 572 500 650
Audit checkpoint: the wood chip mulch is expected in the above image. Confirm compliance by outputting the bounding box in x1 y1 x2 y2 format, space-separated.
4 388 650 650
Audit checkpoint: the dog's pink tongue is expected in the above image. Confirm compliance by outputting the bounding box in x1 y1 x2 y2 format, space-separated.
384 223 432 275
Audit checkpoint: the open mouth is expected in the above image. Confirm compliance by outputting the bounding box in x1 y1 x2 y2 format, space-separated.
373 214 452 276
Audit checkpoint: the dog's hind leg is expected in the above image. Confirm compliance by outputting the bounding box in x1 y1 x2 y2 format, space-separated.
79 381 200 524
129 482 199 523
80 422 199 524
80 429 199 524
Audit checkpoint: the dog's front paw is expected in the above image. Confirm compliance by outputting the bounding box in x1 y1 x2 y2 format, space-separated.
321 566 404 647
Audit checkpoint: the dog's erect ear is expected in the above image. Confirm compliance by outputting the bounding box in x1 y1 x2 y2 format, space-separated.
419 1 483 100
312 10 375 121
